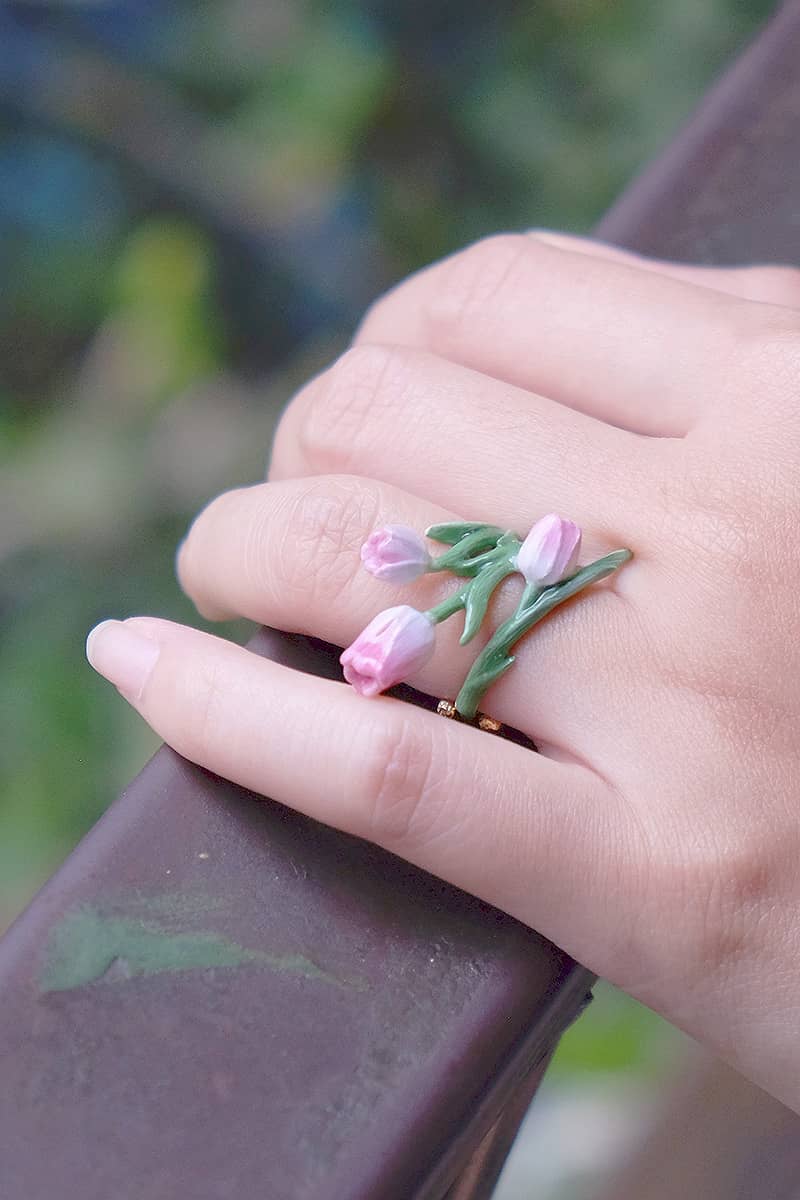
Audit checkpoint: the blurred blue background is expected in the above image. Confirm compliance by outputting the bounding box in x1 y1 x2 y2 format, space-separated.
0 2 773 1192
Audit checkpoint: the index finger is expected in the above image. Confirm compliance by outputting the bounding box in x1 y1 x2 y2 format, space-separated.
85 615 629 977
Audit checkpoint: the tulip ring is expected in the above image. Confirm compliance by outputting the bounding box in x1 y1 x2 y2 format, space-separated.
340 515 632 721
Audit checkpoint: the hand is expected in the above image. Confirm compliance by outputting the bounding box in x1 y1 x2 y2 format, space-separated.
86 233 800 1111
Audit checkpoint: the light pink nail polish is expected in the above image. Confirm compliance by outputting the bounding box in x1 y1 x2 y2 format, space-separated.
85 620 160 701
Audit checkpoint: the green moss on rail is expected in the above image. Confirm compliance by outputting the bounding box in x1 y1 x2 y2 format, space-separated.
40 905 345 993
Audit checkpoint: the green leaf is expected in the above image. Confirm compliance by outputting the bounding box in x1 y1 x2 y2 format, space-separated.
426 521 506 546
461 560 518 644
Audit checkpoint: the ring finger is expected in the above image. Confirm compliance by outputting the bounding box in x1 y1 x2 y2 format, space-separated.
269 344 666 543
177 473 647 762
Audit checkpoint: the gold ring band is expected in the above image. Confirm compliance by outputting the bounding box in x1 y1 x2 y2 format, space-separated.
436 698 503 735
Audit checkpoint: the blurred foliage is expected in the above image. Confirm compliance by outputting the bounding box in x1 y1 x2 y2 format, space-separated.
552 979 674 1078
0 0 772 1086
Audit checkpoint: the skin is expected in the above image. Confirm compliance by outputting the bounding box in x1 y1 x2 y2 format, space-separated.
86 232 800 1112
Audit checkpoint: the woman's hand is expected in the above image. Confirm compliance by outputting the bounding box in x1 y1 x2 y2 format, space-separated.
86 233 800 1112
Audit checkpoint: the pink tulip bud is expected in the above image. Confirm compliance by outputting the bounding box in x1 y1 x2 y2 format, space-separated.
360 525 431 583
340 605 435 697
516 514 581 587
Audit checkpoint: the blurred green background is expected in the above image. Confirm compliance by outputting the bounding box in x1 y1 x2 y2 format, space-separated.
0 0 772 1165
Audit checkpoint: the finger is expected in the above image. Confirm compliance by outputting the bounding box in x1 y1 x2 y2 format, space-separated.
176 474 645 757
353 232 782 436
85 615 633 973
268 343 664 528
531 231 800 307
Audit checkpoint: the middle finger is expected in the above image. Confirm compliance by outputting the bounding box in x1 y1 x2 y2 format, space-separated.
269 344 666 539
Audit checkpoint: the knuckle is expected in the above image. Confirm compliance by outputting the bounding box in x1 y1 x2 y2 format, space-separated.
296 344 409 471
425 233 530 346
276 476 382 605
619 813 774 1009
675 822 786 991
360 715 445 849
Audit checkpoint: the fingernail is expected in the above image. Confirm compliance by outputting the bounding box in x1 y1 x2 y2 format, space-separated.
86 620 160 701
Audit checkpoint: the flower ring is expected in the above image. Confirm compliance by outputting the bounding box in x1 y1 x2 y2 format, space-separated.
340 515 632 722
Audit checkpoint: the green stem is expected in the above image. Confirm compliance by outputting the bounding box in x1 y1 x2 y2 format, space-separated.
426 542 519 634
426 590 468 624
428 531 520 578
455 549 632 718
519 581 540 610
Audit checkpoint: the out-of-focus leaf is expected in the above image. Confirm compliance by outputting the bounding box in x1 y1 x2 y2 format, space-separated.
551 982 679 1078
111 218 221 406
